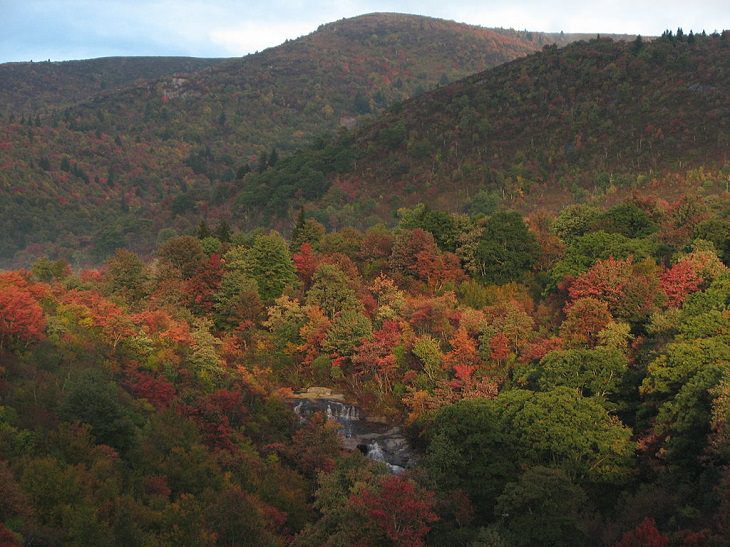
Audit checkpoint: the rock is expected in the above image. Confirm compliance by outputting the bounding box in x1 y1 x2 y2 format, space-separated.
290 387 346 401
365 415 389 424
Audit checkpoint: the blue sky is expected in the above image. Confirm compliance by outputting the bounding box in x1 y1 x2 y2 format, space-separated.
1 0 728 62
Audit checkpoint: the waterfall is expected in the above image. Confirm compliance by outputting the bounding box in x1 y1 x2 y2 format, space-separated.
366 441 386 462
293 402 304 423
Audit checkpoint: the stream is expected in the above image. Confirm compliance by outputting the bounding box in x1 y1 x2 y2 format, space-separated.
290 390 415 473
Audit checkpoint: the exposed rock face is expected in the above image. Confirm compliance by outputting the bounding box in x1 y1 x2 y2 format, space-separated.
290 391 414 472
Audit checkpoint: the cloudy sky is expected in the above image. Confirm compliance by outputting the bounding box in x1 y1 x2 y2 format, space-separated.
1 0 728 62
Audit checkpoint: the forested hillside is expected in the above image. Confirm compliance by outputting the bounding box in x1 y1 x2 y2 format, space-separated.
1 28 724 266
239 31 729 223
1 192 728 545
0 14 642 265
0 56 227 113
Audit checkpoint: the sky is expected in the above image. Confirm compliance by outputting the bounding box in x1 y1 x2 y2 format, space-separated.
1 0 728 63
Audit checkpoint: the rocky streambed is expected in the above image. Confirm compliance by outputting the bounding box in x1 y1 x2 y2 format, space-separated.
289 387 415 472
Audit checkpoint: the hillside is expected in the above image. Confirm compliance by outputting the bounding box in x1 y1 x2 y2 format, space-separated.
60 14 559 159
0 56 227 114
3 32 724 265
236 32 729 224
1 13 595 265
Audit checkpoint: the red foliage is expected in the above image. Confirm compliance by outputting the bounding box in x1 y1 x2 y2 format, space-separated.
569 257 631 303
143 475 172 499
292 242 321 285
127 372 177 410
352 320 402 393
519 336 563 363
660 260 704 308
0 523 22 547
614 518 669 547
560 297 613 348
453 364 477 381
443 327 482 373
489 332 510 362
185 254 224 314
413 249 465 290
0 285 46 346
568 256 660 322
350 475 438 547
133 309 187 337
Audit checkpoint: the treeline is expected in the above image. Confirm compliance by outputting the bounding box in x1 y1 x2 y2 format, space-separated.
1 193 729 545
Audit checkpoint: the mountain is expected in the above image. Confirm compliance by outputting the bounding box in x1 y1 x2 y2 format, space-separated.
60 13 567 159
235 32 729 224
0 56 228 114
0 13 578 265
0 13 648 265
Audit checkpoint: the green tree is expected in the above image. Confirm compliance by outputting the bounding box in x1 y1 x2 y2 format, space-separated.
102 249 151 305
423 388 633 517
157 235 205 279
62 370 137 452
494 467 594 546
322 310 372 357
473 211 540 284
242 232 296 301
305 264 361 319
534 347 628 398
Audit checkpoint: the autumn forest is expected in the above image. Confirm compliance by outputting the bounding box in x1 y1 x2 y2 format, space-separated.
1 12 729 547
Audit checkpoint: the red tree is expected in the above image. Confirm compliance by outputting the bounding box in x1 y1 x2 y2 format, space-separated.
0 285 46 347
660 259 704 308
350 475 438 547
615 518 669 547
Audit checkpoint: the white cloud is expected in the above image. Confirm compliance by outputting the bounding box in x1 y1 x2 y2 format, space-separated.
209 21 320 55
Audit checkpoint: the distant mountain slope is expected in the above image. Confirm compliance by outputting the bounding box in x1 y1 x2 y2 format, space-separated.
59 13 573 160
235 32 729 222
0 57 228 114
0 13 652 264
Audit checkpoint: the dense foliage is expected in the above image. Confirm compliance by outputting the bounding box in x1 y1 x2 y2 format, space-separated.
1 191 728 545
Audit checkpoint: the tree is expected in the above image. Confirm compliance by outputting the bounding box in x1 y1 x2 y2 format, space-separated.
568 257 661 323
31 257 70 282
443 327 483 376
551 204 601 243
595 202 657 239
213 271 262 331
352 320 402 395
536 348 627 398
560 298 613 348
102 249 150 304
322 310 372 358
291 214 325 251
349 475 438 547
62 369 137 452
473 211 540 284
157 235 205 279
398 203 463 252
305 264 361 319
0 285 45 348
213 220 232 243
547 231 655 291
242 232 297 301
615 518 669 547
494 467 593 546
423 388 633 517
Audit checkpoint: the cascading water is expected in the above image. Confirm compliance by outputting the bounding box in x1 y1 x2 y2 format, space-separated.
366 441 385 461
289 394 413 472
325 402 360 437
